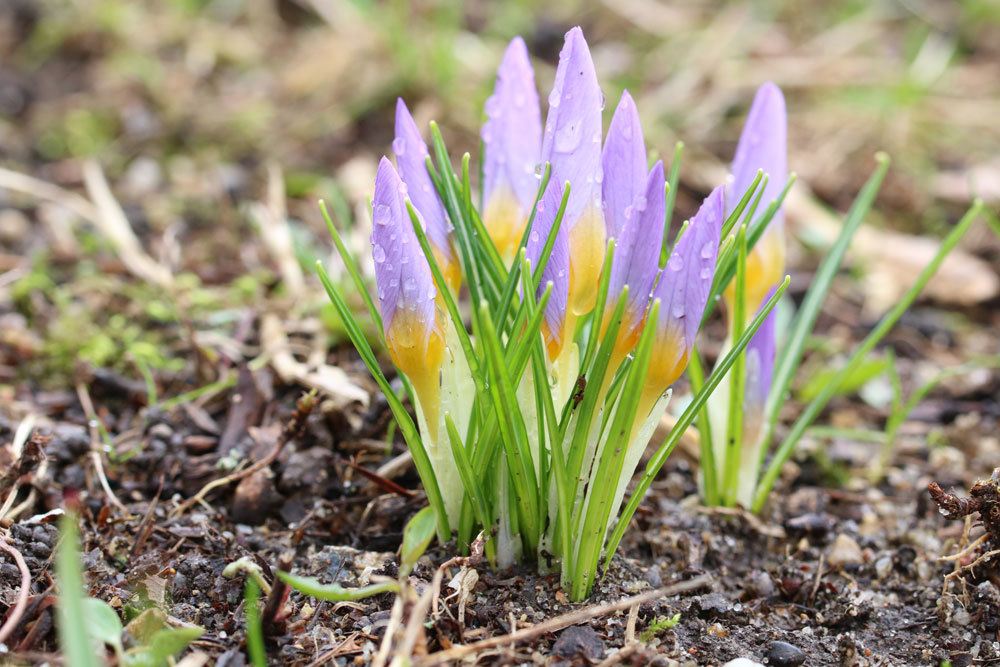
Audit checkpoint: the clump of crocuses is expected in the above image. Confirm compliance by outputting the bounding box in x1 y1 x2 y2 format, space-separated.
321 27 788 600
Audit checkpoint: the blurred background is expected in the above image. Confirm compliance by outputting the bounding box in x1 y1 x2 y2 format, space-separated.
1 0 999 394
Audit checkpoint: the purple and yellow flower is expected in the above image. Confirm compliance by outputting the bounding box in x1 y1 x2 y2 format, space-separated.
524 179 570 361
601 91 664 361
643 186 725 409
482 37 542 263
371 156 444 434
543 27 605 318
726 82 786 314
394 99 461 293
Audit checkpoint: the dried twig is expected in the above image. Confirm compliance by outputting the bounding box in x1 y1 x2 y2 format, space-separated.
75 383 132 516
171 392 316 517
81 160 174 288
415 574 713 665
0 537 32 645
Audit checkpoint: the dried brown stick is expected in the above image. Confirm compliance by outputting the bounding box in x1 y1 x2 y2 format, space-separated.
0 537 32 645
415 574 712 665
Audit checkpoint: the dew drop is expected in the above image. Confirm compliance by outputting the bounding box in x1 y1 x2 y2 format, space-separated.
373 203 391 225
392 137 406 155
700 267 712 280
623 205 634 220
397 181 408 196
372 244 386 263
671 304 685 318
700 241 715 259
548 87 562 108
634 194 648 212
668 254 683 271
530 230 540 244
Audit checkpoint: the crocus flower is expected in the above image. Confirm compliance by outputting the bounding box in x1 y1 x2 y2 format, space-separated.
525 179 570 361
543 27 605 318
371 156 444 435
727 82 786 313
482 37 542 263
601 91 664 359
394 99 461 293
644 186 724 407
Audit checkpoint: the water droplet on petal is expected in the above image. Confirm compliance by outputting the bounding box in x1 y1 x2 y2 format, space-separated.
392 137 406 155
700 241 715 259
624 205 634 220
700 267 712 280
668 254 683 271
397 181 408 195
374 203 391 225
672 304 685 319
373 244 386 263
548 87 561 108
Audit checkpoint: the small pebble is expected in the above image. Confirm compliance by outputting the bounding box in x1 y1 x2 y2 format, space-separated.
724 659 764 667
827 533 863 569
875 555 893 579
767 640 806 666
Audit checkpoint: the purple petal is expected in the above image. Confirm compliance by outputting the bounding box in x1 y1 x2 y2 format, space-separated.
616 161 666 320
654 185 724 353
525 179 569 352
601 90 646 242
371 156 437 339
729 82 786 225
744 287 777 412
482 37 542 211
542 26 603 227
610 160 665 328
394 99 453 261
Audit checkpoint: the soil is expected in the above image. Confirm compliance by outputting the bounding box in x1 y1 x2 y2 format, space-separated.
2 1 1000 665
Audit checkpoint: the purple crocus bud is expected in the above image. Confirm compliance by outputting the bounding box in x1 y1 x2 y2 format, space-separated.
728 82 787 312
371 156 444 430
601 91 664 356
646 186 724 394
602 91 647 242
525 179 570 360
482 37 542 262
542 26 605 318
394 99 460 292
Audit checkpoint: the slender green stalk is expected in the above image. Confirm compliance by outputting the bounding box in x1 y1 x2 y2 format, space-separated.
760 155 890 456
688 351 717 505
752 200 984 512
721 226 749 506
244 579 267 667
